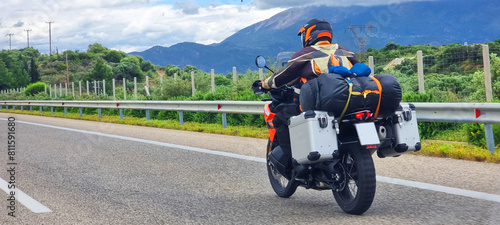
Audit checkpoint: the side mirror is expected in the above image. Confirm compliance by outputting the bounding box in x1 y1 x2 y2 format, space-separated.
255 55 267 68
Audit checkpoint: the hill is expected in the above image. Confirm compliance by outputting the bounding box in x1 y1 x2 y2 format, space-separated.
130 0 500 73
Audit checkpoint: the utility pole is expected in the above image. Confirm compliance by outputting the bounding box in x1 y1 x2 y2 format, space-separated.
6 33 14 50
346 22 376 53
46 21 54 55
24 29 32 48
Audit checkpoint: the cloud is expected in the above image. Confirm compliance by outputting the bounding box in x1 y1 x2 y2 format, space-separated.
174 0 200 14
0 1 285 53
13 21 24 27
251 0 433 9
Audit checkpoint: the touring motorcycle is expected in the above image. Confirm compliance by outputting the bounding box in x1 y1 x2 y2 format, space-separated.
253 55 421 215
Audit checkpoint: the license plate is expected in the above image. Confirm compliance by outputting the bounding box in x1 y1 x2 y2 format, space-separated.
355 122 381 146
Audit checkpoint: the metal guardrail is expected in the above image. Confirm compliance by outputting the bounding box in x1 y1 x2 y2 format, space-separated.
2 101 499 123
1 100 499 152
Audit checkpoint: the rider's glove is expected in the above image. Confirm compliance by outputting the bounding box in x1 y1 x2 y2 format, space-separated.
252 80 269 95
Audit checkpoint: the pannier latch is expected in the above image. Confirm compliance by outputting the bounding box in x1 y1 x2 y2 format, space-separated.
318 115 328 128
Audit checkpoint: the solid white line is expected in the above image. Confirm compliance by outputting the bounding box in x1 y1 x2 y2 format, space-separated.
0 177 52 213
5 118 500 204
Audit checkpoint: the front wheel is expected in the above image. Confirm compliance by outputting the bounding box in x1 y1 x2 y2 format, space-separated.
333 146 376 215
266 139 298 198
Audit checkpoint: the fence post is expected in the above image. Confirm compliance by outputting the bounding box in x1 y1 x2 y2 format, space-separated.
368 56 374 76
134 77 137 99
259 68 263 80
49 84 52 98
482 44 495 153
79 81 82 97
59 83 62 96
174 72 177 81
65 83 68 96
87 81 90 95
103 79 106 96
123 78 127 100
94 80 97 94
54 84 57 98
113 79 116 100
72 82 75 98
191 71 195 96
417 50 425 93
211 69 215 92
233 67 237 82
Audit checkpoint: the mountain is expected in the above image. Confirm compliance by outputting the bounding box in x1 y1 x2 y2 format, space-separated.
130 0 500 73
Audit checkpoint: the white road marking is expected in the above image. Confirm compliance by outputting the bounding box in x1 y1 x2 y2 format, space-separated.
4 118 500 204
0 178 52 213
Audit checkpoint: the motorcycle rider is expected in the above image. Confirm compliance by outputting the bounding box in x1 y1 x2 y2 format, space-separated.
254 19 359 171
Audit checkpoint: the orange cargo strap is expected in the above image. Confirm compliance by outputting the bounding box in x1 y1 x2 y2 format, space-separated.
370 76 383 118
300 77 308 84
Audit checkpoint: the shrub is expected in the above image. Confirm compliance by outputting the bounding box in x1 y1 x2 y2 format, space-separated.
24 82 47 96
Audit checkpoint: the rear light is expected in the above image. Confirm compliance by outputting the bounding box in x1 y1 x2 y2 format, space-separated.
366 145 377 149
355 112 365 119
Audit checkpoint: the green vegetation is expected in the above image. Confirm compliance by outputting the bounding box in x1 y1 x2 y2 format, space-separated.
1 40 500 160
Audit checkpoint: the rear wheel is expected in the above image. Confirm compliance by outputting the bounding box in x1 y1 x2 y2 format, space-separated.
333 146 376 215
266 139 298 198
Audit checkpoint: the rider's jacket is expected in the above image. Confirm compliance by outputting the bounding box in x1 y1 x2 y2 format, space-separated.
262 41 358 90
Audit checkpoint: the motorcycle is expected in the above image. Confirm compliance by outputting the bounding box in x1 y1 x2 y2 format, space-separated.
253 55 421 215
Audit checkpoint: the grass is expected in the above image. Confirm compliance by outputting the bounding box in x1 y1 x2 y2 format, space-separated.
1 108 499 164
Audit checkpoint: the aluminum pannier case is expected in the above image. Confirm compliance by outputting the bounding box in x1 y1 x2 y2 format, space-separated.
289 110 338 164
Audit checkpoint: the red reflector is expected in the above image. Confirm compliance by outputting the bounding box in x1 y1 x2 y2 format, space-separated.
355 112 365 118
116 103 120 107
475 109 481 118
217 104 221 110
366 145 377 149
366 112 372 117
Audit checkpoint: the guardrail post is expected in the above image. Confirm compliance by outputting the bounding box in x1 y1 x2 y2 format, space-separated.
5 105 8 110
368 56 374 76
40 106 42 114
120 109 124 120
80 108 83 117
98 108 101 119
417 50 425 93
30 106 32 112
134 77 137 99
146 109 150 121
191 71 195 96
12 105 15 111
51 106 54 115
21 106 23 112
222 113 227 128
1 105 3 110
64 107 67 115
484 124 495 153
179 111 184 125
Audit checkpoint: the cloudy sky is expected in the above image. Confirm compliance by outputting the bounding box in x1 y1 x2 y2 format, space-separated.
0 0 427 54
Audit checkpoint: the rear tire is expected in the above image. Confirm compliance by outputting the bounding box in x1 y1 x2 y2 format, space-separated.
266 139 298 198
333 146 376 215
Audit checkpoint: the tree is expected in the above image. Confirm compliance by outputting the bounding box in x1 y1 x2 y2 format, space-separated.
87 58 113 81
0 60 13 90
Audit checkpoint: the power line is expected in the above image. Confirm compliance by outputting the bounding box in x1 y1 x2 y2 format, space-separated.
46 21 54 55
6 33 14 50
24 29 32 48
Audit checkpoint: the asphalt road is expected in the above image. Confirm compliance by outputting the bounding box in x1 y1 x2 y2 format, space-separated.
0 113 499 224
